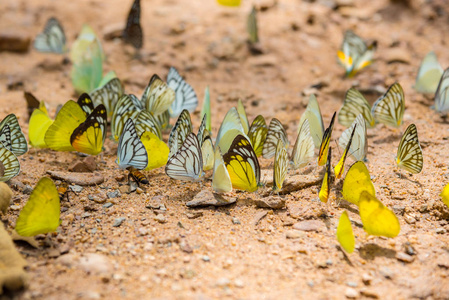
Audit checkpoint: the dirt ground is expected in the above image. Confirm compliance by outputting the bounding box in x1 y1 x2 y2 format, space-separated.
1 0 449 299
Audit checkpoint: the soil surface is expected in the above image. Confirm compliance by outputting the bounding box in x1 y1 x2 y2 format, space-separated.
1 0 449 299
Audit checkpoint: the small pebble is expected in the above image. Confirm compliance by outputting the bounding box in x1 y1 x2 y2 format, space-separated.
286 230 302 239
362 273 372 285
202 255 210 262
138 227 149 236
70 185 83 193
360 289 379 299
404 214 416 224
232 217 241 225
347 281 358 288
23 185 33 195
103 203 113 208
113 217 126 227
107 191 121 199
234 279 244 288
307 281 314 287
345 287 359 299
186 211 203 219
154 215 167 223
396 252 415 263
435 228 446 234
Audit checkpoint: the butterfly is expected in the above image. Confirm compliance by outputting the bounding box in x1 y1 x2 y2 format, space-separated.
0 114 28 156
414 51 444 94
200 86 212 132
139 131 169 171
167 67 198 118
319 147 332 203
117 118 148 170
247 115 268 157
371 82 405 128
216 107 249 153
335 124 356 179
339 113 367 162
155 110 171 130
0 140 20 182
70 24 105 63
45 101 107 155
123 0 143 49
440 183 449 209
290 119 314 170
396 124 423 174
359 191 400 238
247 6 259 44
34 17 67 54
90 77 124 119
142 74 176 117
273 139 288 192
336 211 355 254
434 67 449 114
223 134 260 192
338 88 375 128
168 109 193 155
29 107 53 148
15 177 60 237
341 161 375 206
337 30 376 77
212 146 232 193
237 99 250 135
77 93 95 115
135 110 162 140
318 112 336 166
198 114 214 171
262 118 289 159
217 0 241 6
111 94 141 141
24 91 46 121
298 94 324 148
165 132 204 181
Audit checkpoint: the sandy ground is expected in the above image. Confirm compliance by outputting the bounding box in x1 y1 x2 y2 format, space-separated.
1 0 449 299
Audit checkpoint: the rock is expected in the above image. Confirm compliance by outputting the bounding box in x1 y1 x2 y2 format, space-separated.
0 182 13 214
186 211 203 219
107 191 121 199
347 281 358 288
102 202 113 208
435 227 446 234
360 289 379 299
154 215 166 223
22 185 33 195
202 255 210 262
362 273 372 285
115 175 125 182
47 248 61 258
179 239 193 253
0 31 30 52
47 171 104 186
8 179 24 191
260 171 321 194
57 253 112 275
146 195 167 209
253 211 268 226
234 279 244 288
89 193 107 204
186 190 236 207
286 230 303 239
404 214 416 224
113 217 126 227
70 185 83 193
392 206 405 216
137 227 149 236
345 287 359 299
118 185 128 195
396 252 414 263
385 48 411 64
254 196 286 209
68 156 97 173
380 267 393 279
293 220 324 232
437 254 449 269
232 217 241 225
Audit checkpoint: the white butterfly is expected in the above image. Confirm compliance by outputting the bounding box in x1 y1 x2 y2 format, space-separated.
0 141 20 182
237 99 250 134
198 114 214 171
116 118 148 170
290 119 314 170
273 139 288 192
168 109 193 154
339 114 367 162
338 88 375 128
298 94 324 148
262 118 289 159
167 67 198 118
142 74 176 116
216 107 250 153
0 114 28 156
212 146 232 193
165 132 204 181
396 124 423 174
434 68 449 113
90 78 125 119
415 51 443 94
371 82 405 128
34 17 67 54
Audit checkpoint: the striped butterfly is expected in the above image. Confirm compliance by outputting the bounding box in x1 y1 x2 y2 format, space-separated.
111 94 141 141
167 67 198 118
216 107 249 153
155 110 170 130
165 132 204 181
247 6 258 44
135 110 162 140
371 82 405 128
122 0 143 49
247 115 268 157
142 74 176 116
168 109 193 154
34 17 67 54
273 139 288 192
335 124 356 179
290 119 314 170
396 124 423 174
0 114 28 156
77 93 95 115
198 114 214 171
212 146 232 193
262 118 289 159
90 77 125 119
414 51 443 94
337 30 376 77
117 118 148 170
318 112 336 166
0 139 20 182
223 134 260 192
339 113 368 162
338 88 375 128
319 147 332 203
434 67 449 113
298 94 324 148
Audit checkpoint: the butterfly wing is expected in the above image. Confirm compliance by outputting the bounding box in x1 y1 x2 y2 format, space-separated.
339 114 367 162
90 78 124 119
15 177 60 237
396 124 423 174
0 114 28 156
77 93 95 115
336 211 355 253
24 91 41 119
111 95 140 141
70 104 107 155
167 67 198 117
29 109 53 148
319 147 332 203
338 88 375 128
165 132 204 181
122 0 143 49
237 99 250 135
0 142 20 182
290 119 314 170
216 107 249 153
212 146 232 193
34 17 67 54
342 161 375 205
335 124 356 179
298 94 324 148
142 74 176 116
168 109 193 153
434 68 449 113
247 6 258 44
371 83 405 128
415 51 444 94
200 86 212 132
248 115 268 157
117 118 148 170
135 110 162 140
140 132 169 171
273 139 288 192
318 112 336 166
262 118 289 159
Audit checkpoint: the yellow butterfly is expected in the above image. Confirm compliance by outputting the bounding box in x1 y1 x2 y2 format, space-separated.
298 94 324 148
359 191 400 238
440 183 449 209
290 119 314 170
339 113 368 162
414 51 443 94
262 118 289 159
15 177 60 237
140 131 169 171
371 82 405 128
70 24 105 64
396 124 423 174
319 147 332 203
338 88 375 128
216 107 249 153
247 115 267 157
217 0 241 6
334 124 356 179
212 146 232 194
341 161 375 206
318 112 336 166
0 140 20 182
337 30 376 77
29 108 53 148
223 134 260 192
273 139 288 192
337 211 355 253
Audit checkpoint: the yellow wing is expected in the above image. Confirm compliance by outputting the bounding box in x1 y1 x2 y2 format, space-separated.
337 211 355 253
342 161 375 205
334 123 356 179
273 139 288 192
319 147 332 203
143 74 176 116
29 109 53 148
141 131 169 170
44 100 86 151
248 115 267 157
200 133 214 171
440 183 449 208
15 177 60 237
212 146 232 193
318 112 336 166
359 191 400 238
217 0 241 6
